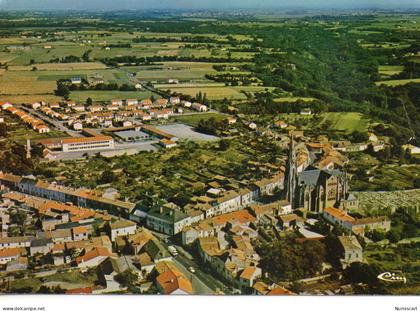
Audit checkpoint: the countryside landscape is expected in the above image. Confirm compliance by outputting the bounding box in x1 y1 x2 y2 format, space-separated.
0 4 419 297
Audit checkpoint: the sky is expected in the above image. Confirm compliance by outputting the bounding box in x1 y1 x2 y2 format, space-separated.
0 0 419 10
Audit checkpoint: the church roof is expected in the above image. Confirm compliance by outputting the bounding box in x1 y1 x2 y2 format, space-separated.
298 168 343 186
298 169 322 186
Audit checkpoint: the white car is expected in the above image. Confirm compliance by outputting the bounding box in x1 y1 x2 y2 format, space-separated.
188 266 196 273
168 246 178 256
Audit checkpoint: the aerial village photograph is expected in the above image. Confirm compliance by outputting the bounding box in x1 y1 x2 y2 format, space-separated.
0 0 418 310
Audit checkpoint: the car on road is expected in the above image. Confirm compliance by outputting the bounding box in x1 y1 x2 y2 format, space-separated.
168 245 178 256
188 266 196 273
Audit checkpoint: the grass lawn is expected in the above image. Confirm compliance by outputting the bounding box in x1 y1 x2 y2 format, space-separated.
320 112 370 133
44 270 98 284
174 112 227 127
10 277 42 292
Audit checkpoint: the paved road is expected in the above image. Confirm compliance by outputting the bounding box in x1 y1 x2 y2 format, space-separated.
21 106 81 137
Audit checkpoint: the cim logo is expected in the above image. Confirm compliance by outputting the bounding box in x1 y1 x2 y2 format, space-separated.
377 272 407 284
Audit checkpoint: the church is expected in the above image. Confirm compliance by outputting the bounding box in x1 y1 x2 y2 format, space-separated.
285 136 350 213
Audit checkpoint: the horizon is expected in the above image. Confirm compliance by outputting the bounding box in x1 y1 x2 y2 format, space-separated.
1 0 420 11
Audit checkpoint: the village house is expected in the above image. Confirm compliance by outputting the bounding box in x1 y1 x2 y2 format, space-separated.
126 99 138 106
0 248 22 265
31 102 41 110
253 174 284 196
30 238 53 255
111 99 123 107
182 101 192 108
45 229 72 243
155 264 193 295
73 105 86 112
153 98 168 108
191 103 208 112
323 207 390 236
146 205 191 235
253 281 295 295
73 122 83 131
72 226 89 241
338 235 363 268
238 266 262 291
88 105 103 113
0 236 34 249
139 99 152 109
159 139 177 149
169 97 181 105
71 77 82 84
75 247 115 269
108 220 136 242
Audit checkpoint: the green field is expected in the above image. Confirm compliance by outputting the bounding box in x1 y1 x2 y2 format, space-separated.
131 62 219 82
274 97 316 103
320 112 370 133
174 112 227 126
378 65 404 76
159 85 273 100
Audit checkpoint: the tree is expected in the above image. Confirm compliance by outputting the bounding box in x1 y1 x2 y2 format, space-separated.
219 139 231 151
114 269 138 289
386 229 401 243
0 123 7 137
257 238 326 281
99 170 116 184
55 82 70 100
86 97 93 106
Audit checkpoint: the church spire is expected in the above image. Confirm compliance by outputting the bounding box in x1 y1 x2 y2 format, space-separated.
286 134 297 207
26 139 32 159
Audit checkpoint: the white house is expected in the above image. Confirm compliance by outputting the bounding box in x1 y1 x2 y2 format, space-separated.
76 247 113 268
191 103 208 112
73 122 83 130
126 99 138 106
338 235 363 268
182 101 192 108
109 220 136 242
169 97 181 105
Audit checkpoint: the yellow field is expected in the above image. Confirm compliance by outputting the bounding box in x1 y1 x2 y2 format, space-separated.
0 80 56 95
274 97 316 103
0 94 62 104
375 78 420 86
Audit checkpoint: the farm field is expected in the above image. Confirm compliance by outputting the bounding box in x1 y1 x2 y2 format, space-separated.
319 112 370 133
174 112 227 127
8 62 107 71
158 85 273 100
129 62 220 82
378 65 404 76
274 97 316 103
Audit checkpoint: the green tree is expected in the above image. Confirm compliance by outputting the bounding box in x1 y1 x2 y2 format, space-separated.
99 170 116 184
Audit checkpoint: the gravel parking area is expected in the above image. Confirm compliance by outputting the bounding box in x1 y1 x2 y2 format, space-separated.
157 123 219 141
